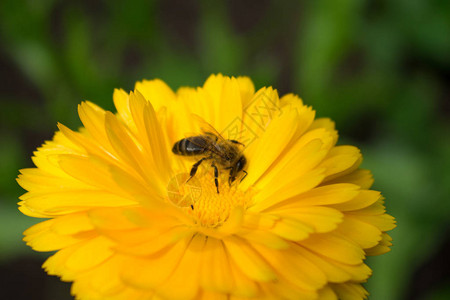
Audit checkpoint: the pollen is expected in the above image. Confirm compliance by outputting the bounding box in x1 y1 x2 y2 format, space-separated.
168 172 250 227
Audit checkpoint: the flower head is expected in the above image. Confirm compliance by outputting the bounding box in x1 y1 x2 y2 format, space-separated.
18 74 395 299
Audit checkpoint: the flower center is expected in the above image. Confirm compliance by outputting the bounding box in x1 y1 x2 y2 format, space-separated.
166 171 249 227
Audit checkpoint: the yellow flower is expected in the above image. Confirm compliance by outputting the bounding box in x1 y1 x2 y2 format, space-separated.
18 74 395 300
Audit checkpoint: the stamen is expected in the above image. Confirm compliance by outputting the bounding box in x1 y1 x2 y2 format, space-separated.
167 172 250 227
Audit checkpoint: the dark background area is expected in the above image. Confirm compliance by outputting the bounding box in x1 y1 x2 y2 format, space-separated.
1 0 449 299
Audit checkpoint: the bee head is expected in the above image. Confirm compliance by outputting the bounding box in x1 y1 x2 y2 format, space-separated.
229 156 247 185
236 156 247 173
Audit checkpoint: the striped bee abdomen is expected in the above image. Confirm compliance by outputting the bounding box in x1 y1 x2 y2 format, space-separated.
172 136 209 156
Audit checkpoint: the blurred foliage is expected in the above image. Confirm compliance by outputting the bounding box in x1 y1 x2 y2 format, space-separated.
1 0 449 299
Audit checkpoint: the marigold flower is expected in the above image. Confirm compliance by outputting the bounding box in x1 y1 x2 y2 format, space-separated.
18 74 395 300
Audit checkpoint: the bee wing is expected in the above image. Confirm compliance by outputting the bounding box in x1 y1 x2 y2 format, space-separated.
191 114 226 142
178 130 214 152
176 132 218 156
193 116 246 152
178 134 229 159
192 114 244 161
175 114 233 160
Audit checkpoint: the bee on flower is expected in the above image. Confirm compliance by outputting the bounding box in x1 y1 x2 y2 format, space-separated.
18 74 395 300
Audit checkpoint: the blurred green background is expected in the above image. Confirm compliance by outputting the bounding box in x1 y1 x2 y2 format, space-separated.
1 0 449 299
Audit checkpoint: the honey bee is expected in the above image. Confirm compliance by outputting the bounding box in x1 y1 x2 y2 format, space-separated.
172 117 247 193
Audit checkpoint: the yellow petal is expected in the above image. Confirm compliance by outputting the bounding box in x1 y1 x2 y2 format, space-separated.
113 88 134 130
317 286 338 300
22 190 137 215
70 279 105 300
347 198 386 214
23 219 55 239
88 207 141 231
140 93 173 183
65 236 115 272
200 237 234 293
236 76 255 108
58 123 115 164
243 212 279 230
250 168 325 212
238 229 290 250
120 237 189 289
295 245 351 283
50 212 94 235
103 111 166 198
57 154 126 196
308 118 338 146
135 78 176 111
326 169 374 189
204 75 242 134
114 227 193 256
366 233 393 256
269 217 314 241
254 244 327 291
156 234 206 300
28 131 84 179
241 108 299 189
336 215 382 249
296 245 371 282
43 245 80 280
301 233 365 265
348 213 396 232
104 111 151 180
199 291 229 300
319 146 362 180
262 278 318 300
279 94 315 142
331 282 369 300
71 271 152 300
108 162 162 202
78 254 126 296
251 130 333 208
166 99 198 146
261 184 360 212
224 236 276 282
228 256 260 297
17 168 88 192
271 206 343 233
253 136 327 192
328 190 381 212
77 101 111 152
18 204 51 218
23 219 86 251
240 87 280 156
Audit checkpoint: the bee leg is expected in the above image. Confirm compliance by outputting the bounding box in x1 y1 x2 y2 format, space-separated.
240 170 248 182
228 168 235 186
187 157 209 182
211 163 220 193
229 140 245 146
